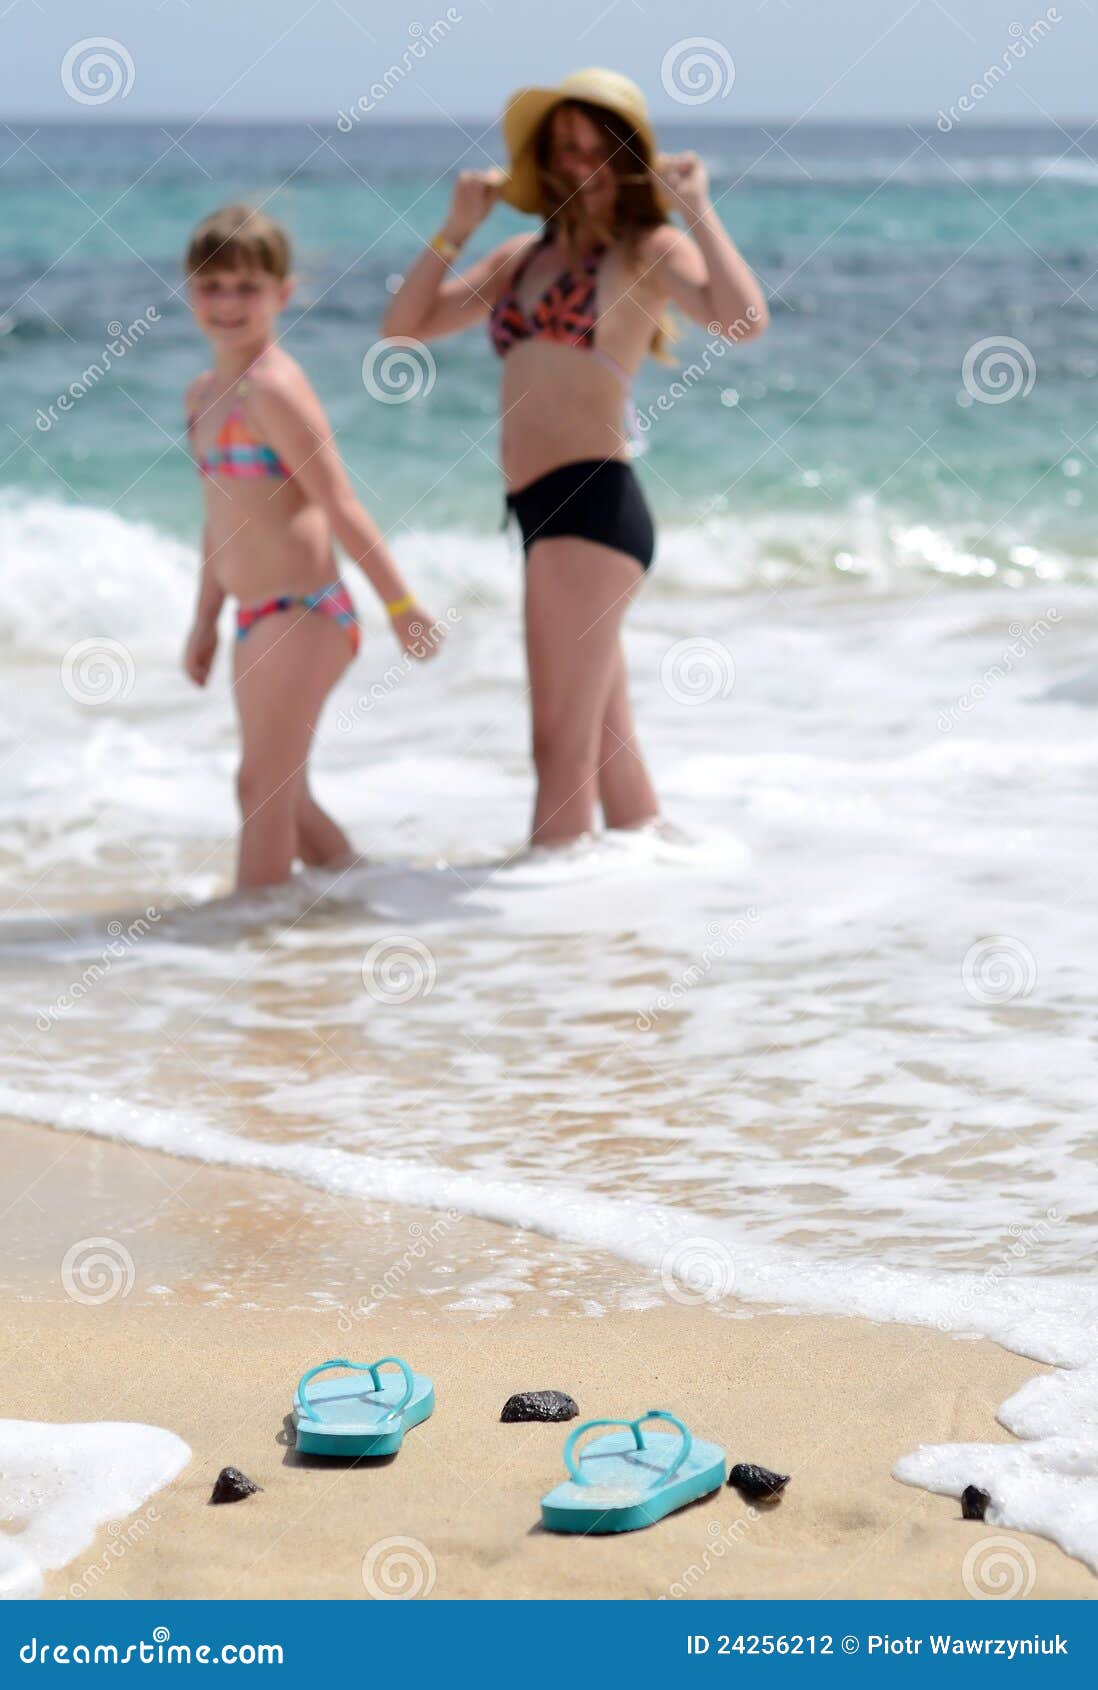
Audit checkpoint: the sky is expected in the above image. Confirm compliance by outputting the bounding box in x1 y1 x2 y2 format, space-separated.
0 0 1091 123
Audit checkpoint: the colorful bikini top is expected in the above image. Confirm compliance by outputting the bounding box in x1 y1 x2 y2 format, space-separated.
188 376 291 480
489 232 630 387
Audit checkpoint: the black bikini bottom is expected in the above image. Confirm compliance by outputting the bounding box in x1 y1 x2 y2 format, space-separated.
506 458 655 572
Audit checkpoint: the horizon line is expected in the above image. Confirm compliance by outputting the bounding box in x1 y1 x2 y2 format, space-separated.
0 112 1090 130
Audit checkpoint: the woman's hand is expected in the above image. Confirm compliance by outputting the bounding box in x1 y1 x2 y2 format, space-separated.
654 152 711 224
391 605 443 661
443 169 504 245
183 621 218 686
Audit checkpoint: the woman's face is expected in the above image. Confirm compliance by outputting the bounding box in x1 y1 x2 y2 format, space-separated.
546 105 618 222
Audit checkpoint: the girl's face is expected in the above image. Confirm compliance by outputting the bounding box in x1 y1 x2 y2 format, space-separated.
188 266 290 348
547 106 618 222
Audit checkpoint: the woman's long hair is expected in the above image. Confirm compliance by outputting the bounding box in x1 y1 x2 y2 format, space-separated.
533 98 676 362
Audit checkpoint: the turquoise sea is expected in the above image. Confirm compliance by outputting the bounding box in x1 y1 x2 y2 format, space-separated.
2 119 1096 572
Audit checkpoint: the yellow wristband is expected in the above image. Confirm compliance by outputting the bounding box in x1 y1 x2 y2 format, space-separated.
429 231 462 263
386 594 415 617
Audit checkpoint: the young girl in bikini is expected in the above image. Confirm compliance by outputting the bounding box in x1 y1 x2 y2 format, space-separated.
182 205 436 890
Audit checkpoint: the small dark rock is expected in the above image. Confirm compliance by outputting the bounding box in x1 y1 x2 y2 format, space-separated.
500 1390 579 1424
209 1466 263 1505
961 1485 991 1522
728 1462 790 1502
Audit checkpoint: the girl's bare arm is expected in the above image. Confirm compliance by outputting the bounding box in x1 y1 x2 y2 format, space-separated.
245 364 437 656
184 525 224 686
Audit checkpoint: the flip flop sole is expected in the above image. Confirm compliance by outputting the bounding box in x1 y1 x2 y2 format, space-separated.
540 1431 726 1534
293 1376 434 1458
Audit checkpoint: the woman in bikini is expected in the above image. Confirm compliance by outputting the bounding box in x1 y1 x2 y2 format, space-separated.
383 68 768 848
182 205 437 891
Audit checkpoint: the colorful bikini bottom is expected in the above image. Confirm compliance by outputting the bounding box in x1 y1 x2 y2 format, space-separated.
235 579 360 657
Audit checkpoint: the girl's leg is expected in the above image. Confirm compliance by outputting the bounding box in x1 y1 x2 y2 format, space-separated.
232 611 351 890
524 537 645 847
597 644 660 830
296 788 353 867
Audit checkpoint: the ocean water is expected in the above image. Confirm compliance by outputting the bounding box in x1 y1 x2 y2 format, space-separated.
2 121 1098 1575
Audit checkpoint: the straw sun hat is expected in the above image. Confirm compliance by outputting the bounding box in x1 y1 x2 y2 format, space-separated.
498 67 665 214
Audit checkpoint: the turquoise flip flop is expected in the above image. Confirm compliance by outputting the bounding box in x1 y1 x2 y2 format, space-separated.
292 1356 434 1457
540 1411 725 1534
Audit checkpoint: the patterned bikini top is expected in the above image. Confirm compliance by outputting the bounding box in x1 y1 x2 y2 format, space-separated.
488 233 629 387
187 376 291 480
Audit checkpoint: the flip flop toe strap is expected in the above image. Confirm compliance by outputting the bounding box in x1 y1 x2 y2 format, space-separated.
296 1356 415 1423
563 1410 693 1493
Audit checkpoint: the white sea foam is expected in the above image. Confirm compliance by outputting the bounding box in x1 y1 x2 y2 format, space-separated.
0 493 195 656
0 1419 189 1599
896 1357 1098 1577
0 491 1092 646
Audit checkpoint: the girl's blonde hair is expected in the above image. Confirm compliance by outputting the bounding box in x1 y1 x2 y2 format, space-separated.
185 204 292 280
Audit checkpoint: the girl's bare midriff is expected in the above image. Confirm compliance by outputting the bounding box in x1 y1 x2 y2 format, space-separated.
498 243 663 492
201 472 338 605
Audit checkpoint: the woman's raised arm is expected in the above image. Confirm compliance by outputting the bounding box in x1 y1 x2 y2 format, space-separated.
382 170 531 343
642 152 769 344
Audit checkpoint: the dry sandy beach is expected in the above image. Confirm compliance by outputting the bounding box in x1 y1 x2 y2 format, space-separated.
2 1117 1093 1601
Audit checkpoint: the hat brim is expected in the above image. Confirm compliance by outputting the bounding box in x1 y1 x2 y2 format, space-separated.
497 83 662 215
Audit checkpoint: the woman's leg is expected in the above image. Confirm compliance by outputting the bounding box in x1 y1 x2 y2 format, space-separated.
524 537 646 847
597 645 660 830
232 611 351 889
